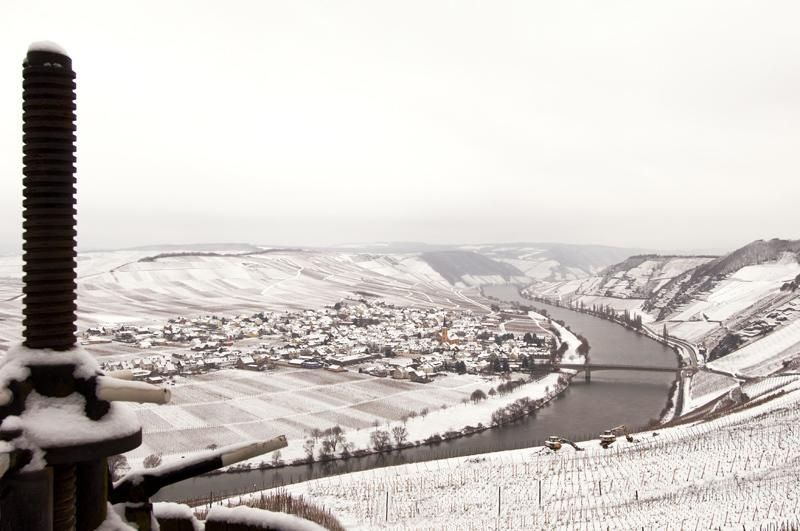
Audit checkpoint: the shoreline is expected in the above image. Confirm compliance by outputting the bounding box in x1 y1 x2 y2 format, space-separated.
173 372 575 505
522 292 685 421
484 285 685 422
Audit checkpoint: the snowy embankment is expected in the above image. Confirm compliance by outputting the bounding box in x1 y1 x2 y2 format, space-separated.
234 372 567 469
135 370 571 474
528 311 584 365
220 376 800 530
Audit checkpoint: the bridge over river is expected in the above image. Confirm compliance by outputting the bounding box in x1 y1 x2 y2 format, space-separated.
556 363 682 382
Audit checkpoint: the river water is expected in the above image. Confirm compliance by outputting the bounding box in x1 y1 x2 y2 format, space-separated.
155 284 676 502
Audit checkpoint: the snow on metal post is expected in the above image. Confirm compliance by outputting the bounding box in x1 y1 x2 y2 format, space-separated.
22 41 78 352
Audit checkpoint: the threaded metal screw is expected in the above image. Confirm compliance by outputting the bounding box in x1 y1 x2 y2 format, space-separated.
21 48 77 351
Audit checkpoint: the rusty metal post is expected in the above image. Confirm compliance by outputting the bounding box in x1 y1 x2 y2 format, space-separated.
22 44 78 352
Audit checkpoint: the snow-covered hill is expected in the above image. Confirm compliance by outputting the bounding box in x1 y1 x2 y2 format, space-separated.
644 239 800 321
0 242 645 348
523 254 715 314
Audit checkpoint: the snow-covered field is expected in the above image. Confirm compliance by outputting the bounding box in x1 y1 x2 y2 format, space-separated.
222 376 800 530
683 371 738 413
128 367 565 469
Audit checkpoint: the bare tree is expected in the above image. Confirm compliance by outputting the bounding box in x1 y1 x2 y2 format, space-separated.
322 426 346 453
271 450 283 467
370 429 392 452
391 425 409 447
303 439 316 462
471 389 487 403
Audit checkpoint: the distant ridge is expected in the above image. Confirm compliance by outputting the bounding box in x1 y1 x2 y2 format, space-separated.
420 250 525 284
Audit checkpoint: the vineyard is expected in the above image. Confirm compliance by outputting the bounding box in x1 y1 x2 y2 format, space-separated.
224 377 800 530
126 367 557 466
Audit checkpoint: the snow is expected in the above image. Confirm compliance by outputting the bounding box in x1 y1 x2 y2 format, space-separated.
662 320 720 343
0 344 101 381
532 311 584 364
0 344 139 470
94 503 135 531
229 378 800 530
671 260 800 323
709 317 800 377
16 391 139 450
124 366 568 469
206 506 326 531
152 502 202 531
683 371 738 413
28 40 68 55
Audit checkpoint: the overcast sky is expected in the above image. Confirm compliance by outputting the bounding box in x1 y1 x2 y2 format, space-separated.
1 1 798 254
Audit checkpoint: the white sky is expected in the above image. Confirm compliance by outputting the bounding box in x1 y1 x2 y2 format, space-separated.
1 0 798 253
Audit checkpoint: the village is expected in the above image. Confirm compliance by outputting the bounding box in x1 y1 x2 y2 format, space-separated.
91 298 561 386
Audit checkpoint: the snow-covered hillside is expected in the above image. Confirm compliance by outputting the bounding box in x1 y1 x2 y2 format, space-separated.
470 242 645 282
222 376 800 530
0 242 644 348
526 240 800 370
524 254 714 309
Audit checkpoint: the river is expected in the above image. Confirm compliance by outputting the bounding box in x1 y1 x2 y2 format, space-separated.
155 284 676 502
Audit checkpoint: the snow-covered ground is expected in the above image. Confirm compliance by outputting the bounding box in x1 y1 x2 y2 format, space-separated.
220 376 800 530
709 317 800 377
683 371 738 413
536 313 583 364
671 259 800 323
128 367 567 470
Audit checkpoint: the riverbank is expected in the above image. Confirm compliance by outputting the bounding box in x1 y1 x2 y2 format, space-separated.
170 370 573 485
520 290 697 366
508 288 687 419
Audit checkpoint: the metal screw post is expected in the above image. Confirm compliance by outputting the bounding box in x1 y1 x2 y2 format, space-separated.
22 46 77 351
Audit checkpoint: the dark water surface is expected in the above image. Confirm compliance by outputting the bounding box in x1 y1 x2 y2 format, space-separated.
156 284 676 501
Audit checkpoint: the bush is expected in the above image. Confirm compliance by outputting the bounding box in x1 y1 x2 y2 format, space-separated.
424 433 443 445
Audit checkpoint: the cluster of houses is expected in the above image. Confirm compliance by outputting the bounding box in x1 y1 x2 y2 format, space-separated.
92 298 558 383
